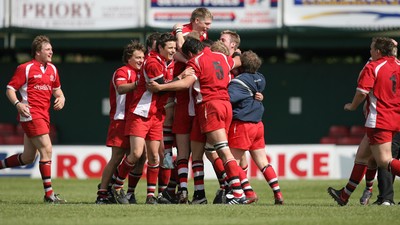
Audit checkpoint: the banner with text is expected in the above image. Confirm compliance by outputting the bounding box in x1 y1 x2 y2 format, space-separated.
146 0 280 29
0 0 4 28
10 0 145 30
284 0 400 28
0 144 356 180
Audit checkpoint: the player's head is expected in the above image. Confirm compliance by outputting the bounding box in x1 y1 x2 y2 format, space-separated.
122 40 146 70
156 32 177 61
202 39 214 47
186 30 201 40
370 37 397 60
182 37 204 59
190 8 213 35
146 32 161 53
220 30 241 54
210 40 230 56
31 35 53 63
240 50 262 74
390 39 398 57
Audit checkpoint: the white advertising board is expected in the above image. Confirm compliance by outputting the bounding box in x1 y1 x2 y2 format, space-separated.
10 0 145 30
147 0 280 30
0 144 357 180
284 0 400 28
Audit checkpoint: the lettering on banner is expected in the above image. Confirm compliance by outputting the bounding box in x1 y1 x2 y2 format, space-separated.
57 155 77 178
57 154 107 178
22 2 93 18
82 155 107 177
152 0 244 7
248 152 330 178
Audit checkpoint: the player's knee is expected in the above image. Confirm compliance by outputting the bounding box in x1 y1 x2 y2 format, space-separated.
214 141 229 151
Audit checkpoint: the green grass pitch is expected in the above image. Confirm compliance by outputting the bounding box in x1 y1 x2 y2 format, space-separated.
0 178 399 225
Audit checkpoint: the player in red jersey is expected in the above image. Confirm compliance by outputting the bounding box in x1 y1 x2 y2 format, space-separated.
206 37 247 204
96 41 146 204
172 7 212 49
159 32 204 204
3 35 66 203
112 33 193 204
328 37 400 206
147 37 248 204
172 7 213 64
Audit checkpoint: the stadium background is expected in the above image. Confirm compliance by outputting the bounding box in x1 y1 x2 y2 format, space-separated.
0 0 400 144
1 0 399 145
0 0 400 179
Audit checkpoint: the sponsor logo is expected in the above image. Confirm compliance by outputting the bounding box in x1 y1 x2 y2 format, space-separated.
151 0 245 7
34 84 52 91
33 74 42 79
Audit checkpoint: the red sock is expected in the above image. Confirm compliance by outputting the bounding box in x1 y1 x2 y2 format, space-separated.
262 164 281 195
128 172 142 194
0 153 24 169
39 160 53 197
364 167 376 191
224 159 243 198
212 157 226 189
238 167 256 198
389 159 400 176
114 158 135 189
147 163 159 196
343 163 367 200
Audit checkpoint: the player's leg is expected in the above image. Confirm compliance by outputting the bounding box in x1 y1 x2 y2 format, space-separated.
359 157 376 205
96 146 127 204
127 148 146 204
328 134 371 206
250 149 283 204
0 134 37 169
207 128 244 203
145 139 161 204
190 140 207 204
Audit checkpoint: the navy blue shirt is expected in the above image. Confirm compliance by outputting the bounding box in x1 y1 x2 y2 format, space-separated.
228 72 266 123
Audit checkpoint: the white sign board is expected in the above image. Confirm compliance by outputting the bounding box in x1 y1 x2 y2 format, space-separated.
147 0 280 30
284 0 400 28
10 0 145 30
0 0 4 28
0 144 357 180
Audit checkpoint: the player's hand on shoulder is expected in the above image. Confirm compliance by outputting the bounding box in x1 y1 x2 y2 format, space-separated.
182 67 194 78
173 23 183 31
146 80 161 93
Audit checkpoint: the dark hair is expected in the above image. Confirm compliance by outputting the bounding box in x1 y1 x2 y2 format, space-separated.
181 37 204 57
146 32 161 52
202 39 214 47
240 50 262 74
156 33 177 53
31 35 50 58
122 40 146 64
372 37 396 57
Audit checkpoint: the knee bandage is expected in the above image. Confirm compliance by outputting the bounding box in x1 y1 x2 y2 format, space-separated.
214 141 229 151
